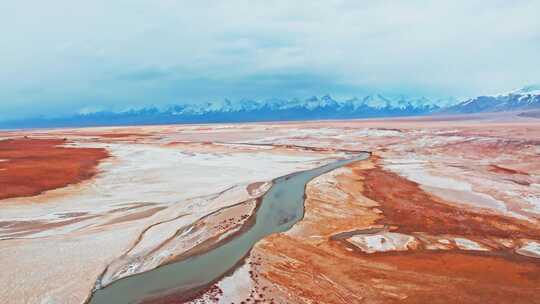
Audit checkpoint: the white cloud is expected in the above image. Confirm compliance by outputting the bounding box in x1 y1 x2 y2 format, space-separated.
0 0 539 118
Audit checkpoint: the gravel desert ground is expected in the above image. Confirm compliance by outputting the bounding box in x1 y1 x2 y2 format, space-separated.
1 113 539 304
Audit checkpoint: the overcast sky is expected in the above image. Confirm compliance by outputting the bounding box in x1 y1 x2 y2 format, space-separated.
1 0 539 119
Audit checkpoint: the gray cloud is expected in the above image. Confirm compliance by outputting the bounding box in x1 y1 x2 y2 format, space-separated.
0 0 539 119
116 68 172 82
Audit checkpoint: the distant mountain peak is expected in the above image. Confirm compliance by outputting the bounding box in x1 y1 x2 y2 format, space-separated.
511 84 540 95
445 86 540 114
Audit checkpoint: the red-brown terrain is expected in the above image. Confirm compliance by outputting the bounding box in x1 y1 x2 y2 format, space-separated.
247 157 540 304
0 138 108 200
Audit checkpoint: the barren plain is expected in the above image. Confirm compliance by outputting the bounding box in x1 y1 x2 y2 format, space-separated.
1 113 539 304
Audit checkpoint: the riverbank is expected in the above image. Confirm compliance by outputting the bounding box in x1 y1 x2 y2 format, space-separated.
88 152 369 303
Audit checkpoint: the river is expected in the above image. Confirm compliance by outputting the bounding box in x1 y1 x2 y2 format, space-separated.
89 152 369 304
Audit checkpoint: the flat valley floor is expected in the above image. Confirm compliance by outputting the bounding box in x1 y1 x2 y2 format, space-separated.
1 113 539 303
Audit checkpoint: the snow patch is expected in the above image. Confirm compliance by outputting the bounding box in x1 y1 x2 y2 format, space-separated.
347 232 418 253
516 241 540 258
454 238 489 251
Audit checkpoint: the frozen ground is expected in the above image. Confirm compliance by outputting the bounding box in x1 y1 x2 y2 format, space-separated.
1 113 539 304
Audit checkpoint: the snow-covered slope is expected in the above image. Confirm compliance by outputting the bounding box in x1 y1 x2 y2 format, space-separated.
444 85 540 114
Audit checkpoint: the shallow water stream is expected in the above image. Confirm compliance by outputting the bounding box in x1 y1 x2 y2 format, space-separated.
89 152 369 304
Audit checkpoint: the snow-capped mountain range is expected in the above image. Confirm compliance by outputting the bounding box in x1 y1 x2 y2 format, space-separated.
1 86 539 129
1 94 452 128
444 85 540 114
164 94 451 116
